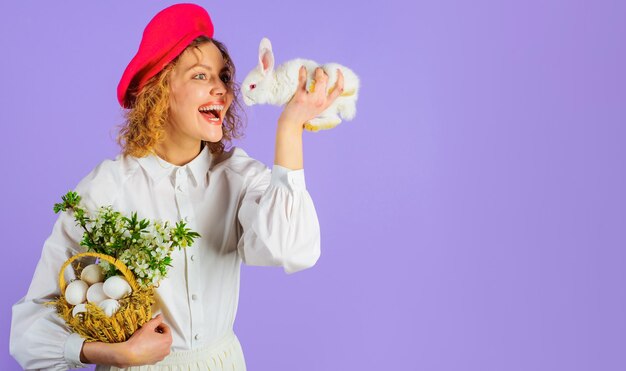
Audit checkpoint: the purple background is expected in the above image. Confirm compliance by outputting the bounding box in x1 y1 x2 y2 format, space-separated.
1 0 625 370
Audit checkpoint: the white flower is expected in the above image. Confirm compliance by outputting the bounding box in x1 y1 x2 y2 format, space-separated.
98 260 111 271
155 234 165 245
150 272 162 285
150 245 169 260
119 249 132 263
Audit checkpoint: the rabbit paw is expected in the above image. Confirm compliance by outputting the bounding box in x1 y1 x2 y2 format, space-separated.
304 115 342 132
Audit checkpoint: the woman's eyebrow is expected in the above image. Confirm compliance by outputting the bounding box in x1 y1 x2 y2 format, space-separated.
186 63 228 72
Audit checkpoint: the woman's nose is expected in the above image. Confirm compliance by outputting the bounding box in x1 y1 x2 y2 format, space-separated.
212 81 228 96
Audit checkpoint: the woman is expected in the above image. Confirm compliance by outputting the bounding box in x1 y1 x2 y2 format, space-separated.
9 3 344 370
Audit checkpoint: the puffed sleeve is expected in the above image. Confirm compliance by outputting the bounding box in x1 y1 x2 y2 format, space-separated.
9 209 91 370
9 162 118 370
237 164 321 274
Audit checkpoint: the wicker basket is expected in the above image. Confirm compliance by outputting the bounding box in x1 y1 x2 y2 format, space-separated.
47 251 155 343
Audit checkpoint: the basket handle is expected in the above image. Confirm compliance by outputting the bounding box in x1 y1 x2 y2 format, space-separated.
59 252 140 293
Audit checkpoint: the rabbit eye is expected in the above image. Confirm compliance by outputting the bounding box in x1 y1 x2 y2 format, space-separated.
250 84 256 90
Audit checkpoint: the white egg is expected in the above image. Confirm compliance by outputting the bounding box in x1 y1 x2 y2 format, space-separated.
71 303 87 317
98 298 120 317
80 264 104 285
86 282 108 304
103 275 132 300
64 280 88 306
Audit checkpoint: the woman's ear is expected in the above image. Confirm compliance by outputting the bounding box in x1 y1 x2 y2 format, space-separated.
257 37 274 76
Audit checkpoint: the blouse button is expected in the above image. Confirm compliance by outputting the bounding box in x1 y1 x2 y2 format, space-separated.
190 254 195 261
195 333 202 340
191 294 198 300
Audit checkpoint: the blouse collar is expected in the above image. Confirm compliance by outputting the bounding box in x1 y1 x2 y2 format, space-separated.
134 144 212 187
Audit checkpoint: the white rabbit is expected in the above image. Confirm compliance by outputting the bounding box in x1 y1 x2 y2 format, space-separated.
241 37 360 132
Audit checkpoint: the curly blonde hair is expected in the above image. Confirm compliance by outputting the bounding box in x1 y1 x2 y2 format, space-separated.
115 36 247 157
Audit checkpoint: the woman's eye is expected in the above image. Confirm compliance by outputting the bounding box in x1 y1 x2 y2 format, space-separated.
193 73 229 83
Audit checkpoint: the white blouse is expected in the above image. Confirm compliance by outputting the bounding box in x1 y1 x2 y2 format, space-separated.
9 145 321 370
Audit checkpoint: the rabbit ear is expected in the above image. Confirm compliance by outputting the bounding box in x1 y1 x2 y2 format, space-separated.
258 37 274 76
259 37 273 52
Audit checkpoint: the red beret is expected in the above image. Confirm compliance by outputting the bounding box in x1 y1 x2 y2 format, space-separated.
117 3 214 108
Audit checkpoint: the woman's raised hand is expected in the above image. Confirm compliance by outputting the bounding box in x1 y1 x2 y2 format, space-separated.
275 66 342 169
278 66 345 128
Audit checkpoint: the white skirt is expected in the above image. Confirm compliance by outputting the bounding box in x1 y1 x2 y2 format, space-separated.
95 330 246 371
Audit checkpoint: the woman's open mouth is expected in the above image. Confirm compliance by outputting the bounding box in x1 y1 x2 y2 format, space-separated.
199 104 224 125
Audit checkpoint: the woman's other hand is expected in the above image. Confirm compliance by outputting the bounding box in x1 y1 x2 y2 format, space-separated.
80 313 172 368
123 313 172 366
